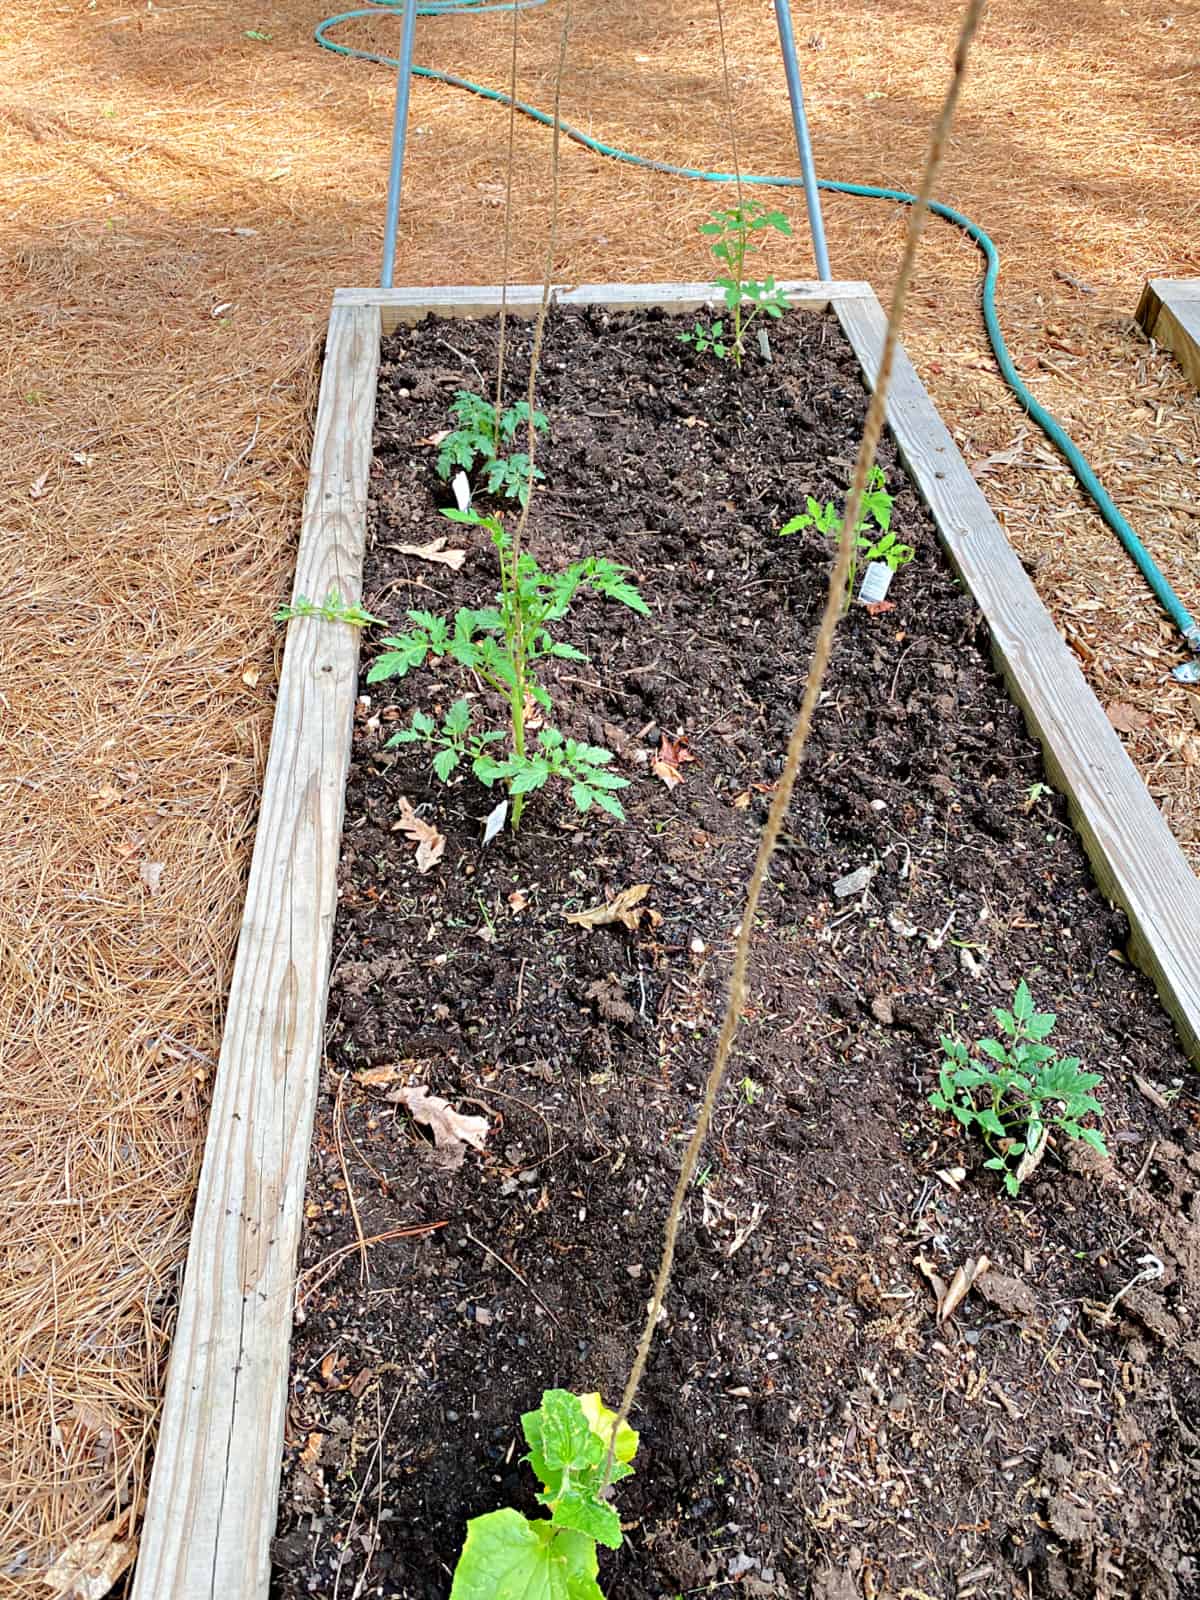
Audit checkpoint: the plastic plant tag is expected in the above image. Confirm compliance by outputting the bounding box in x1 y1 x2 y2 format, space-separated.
451 470 471 513
858 561 894 606
482 798 508 846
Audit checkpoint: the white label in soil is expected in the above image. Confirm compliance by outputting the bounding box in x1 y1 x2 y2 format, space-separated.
858 561 894 605
451 470 471 512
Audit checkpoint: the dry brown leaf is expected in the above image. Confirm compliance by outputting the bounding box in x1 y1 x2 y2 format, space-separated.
355 1064 401 1090
241 665 261 688
1106 701 1152 734
919 1253 990 1323
651 732 695 790
299 1431 323 1470
508 889 529 913
940 1254 991 1322
970 439 1026 479
566 884 660 932
93 784 122 809
915 1253 949 1317
319 1351 347 1390
43 1508 137 1599
415 428 452 448
391 796 445 873
585 976 637 1027
388 1086 489 1169
863 600 896 616
29 470 50 499
393 535 466 570
732 791 751 810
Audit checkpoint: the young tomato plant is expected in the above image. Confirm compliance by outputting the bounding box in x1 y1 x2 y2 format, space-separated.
679 202 792 366
437 389 550 506
274 588 383 627
450 1390 638 1600
777 466 911 609
369 507 648 830
930 980 1108 1195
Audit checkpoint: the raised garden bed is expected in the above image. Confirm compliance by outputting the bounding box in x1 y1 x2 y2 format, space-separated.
1137 278 1200 391
132 284 1200 1600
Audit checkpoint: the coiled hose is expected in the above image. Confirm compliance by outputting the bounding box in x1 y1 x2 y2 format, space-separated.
315 1 1200 661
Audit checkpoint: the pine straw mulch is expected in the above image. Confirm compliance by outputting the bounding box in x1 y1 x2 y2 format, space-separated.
0 0 1197 1588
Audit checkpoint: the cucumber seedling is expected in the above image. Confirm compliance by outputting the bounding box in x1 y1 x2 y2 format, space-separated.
679 202 792 366
450 1390 637 1600
370 507 649 831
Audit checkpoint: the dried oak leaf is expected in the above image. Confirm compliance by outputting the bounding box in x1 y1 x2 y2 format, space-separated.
392 534 466 571
651 732 695 790
354 1064 402 1089
43 1508 138 1600
565 884 660 932
389 1085 489 1170
391 795 445 873
1106 700 1151 734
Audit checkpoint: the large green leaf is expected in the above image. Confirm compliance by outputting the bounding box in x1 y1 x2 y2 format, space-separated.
544 1489 622 1551
579 1395 640 1465
449 1511 571 1600
523 1391 602 1494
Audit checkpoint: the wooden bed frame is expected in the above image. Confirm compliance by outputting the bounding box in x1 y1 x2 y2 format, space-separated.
130 281 1200 1599
1137 277 1200 390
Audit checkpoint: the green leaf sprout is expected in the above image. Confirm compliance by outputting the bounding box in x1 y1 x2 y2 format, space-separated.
679 203 792 366
450 1390 638 1600
777 467 911 609
929 980 1108 1196
369 508 649 832
437 391 550 507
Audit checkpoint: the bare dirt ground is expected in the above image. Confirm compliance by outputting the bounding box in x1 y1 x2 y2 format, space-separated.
1 0 1197 1587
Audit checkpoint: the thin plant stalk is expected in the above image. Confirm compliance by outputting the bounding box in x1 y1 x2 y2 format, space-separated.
602 0 988 1488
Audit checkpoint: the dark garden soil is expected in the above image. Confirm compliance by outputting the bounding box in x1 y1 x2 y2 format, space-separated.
271 305 1200 1600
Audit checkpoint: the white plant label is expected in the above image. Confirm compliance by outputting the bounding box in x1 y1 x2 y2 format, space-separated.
858 561 894 605
451 470 471 512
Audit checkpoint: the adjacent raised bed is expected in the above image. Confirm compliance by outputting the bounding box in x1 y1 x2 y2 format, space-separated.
1137 277 1200 391
132 283 1200 1600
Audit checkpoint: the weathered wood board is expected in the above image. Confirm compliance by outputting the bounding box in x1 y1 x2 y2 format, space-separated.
1137 278 1200 391
836 292 1200 1066
130 303 380 1599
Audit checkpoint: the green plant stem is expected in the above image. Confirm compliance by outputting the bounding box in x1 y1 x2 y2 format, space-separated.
714 0 745 363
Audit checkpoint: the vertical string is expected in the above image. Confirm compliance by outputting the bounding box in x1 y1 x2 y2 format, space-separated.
603 0 988 1486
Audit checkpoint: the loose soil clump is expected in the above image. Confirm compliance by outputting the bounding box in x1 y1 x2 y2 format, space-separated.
272 307 1200 1600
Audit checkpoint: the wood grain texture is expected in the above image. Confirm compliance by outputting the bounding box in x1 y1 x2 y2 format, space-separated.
835 290 1200 1066
1136 278 1200 391
555 280 868 312
131 303 381 1599
334 280 869 333
334 284 545 333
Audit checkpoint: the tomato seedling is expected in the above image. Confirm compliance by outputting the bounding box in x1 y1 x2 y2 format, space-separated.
370 507 648 830
679 202 792 366
930 980 1108 1195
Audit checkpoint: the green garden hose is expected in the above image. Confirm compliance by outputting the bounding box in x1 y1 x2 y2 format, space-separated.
315 3 1200 665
